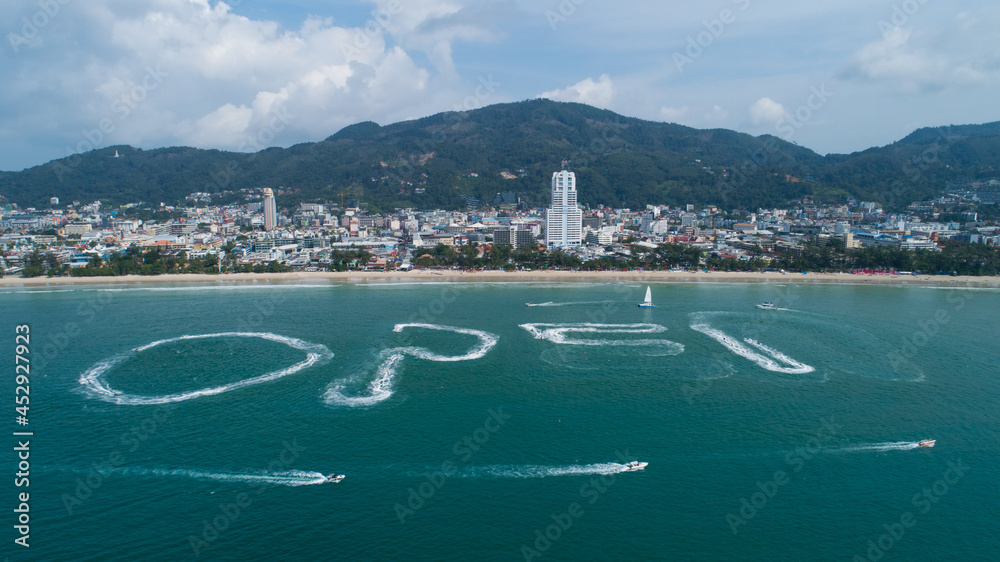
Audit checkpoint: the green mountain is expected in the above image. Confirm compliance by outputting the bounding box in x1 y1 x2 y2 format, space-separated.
2 99 998 211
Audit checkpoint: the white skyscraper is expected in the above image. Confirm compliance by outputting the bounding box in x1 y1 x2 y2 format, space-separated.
262 188 277 231
545 170 583 248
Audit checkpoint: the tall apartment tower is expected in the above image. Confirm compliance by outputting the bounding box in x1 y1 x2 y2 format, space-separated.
545 170 583 248
262 188 277 231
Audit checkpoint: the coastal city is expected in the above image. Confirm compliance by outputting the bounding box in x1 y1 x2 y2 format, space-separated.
1 170 998 278
5 1 1000 560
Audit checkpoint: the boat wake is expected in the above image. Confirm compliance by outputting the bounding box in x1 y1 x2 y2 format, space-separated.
458 463 639 479
838 441 923 453
690 316 814 374
323 324 498 407
122 467 329 486
519 323 684 354
525 300 618 307
78 332 334 405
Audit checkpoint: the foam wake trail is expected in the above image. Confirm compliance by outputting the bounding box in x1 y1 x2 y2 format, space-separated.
690 318 814 374
525 300 618 307
460 463 635 479
324 324 498 407
123 468 328 486
391 324 498 361
839 442 921 452
519 323 684 353
79 332 333 405
324 352 404 407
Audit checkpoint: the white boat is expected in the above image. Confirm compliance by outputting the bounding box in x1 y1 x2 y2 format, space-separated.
917 439 936 448
624 461 648 471
756 302 778 310
326 474 346 483
638 286 654 308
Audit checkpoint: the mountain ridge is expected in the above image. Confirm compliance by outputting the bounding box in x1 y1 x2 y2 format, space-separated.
2 99 997 211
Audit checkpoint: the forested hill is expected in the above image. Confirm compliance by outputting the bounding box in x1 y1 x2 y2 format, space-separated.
1 99 997 211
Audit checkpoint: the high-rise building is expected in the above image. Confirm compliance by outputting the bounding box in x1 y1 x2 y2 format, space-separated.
262 188 277 231
545 170 582 248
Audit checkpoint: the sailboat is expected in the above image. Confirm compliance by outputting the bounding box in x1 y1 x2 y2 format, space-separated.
638 286 653 308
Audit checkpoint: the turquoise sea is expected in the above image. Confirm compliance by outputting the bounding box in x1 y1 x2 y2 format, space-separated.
3 280 999 561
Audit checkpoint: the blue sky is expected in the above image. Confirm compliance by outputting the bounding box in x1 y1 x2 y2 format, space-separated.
1 0 998 171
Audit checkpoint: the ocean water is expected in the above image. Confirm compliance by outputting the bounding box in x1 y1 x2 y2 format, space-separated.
3 280 999 561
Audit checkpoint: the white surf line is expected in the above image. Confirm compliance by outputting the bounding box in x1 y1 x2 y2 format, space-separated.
4 284 336 294
461 463 637 479
79 332 333 405
324 324 499 407
690 318 814 374
124 468 329 486
519 323 684 353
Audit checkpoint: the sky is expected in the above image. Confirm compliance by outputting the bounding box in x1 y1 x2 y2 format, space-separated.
1 0 998 171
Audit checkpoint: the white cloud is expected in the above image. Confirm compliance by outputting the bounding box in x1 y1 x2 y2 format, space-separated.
0 0 510 165
749 97 787 126
539 74 615 108
842 12 999 93
660 106 689 122
366 0 512 77
2 0 999 171
704 105 729 124
188 103 254 146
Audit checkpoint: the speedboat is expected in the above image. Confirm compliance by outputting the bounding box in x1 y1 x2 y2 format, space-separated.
756 302 778 310
326 474 346 483
917 439 936 448
624 461 648 471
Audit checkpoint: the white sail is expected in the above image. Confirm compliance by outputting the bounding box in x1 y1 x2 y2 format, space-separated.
639 286 653 307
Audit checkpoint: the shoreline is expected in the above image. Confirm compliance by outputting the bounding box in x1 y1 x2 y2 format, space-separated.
1 270 998 288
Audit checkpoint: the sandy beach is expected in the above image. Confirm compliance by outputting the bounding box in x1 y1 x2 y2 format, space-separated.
1 269 998 288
